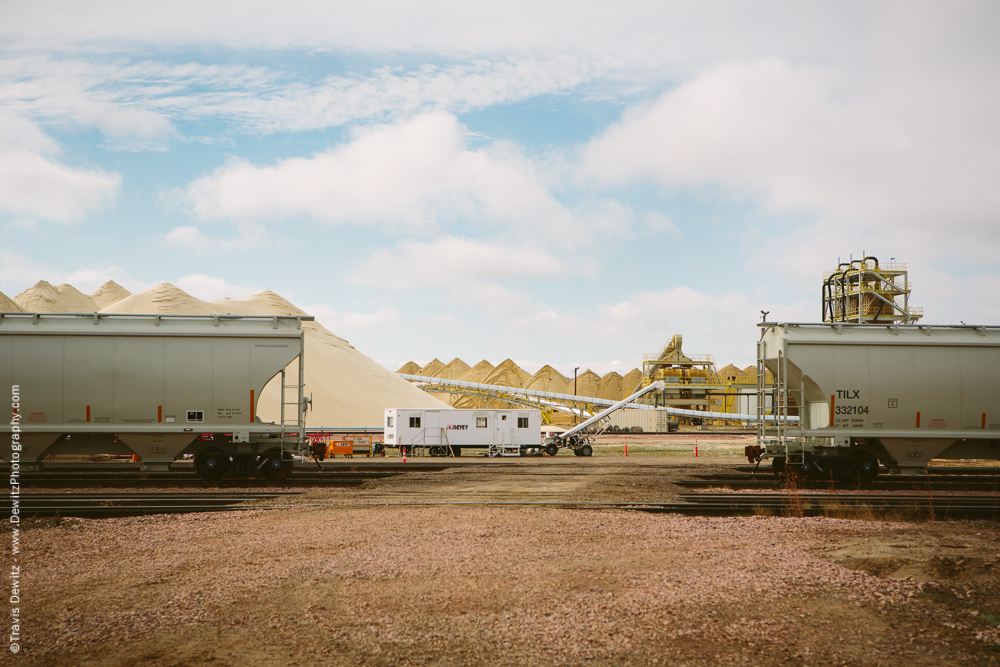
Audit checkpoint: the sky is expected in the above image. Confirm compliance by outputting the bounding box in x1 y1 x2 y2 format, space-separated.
1 1 999 375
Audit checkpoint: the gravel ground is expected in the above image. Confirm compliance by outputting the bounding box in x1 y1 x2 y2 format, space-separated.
4 457 1000 666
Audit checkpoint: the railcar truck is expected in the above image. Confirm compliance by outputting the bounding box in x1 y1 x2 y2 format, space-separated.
0 313 312 480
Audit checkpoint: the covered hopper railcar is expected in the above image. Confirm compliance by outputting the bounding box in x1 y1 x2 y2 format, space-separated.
755 322 1000 480
1 313 312 480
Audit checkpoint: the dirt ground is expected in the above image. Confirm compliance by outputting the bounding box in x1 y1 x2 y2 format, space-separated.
5 453 1000 666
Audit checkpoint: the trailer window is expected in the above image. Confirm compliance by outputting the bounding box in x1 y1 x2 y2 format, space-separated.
186 410 204 423
476 417 488 428
387 416 394 427
518 417 529 428
409 416 421 428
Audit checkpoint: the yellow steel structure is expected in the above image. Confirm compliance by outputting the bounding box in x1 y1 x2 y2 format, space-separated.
822 255 922 324
641 335 725 415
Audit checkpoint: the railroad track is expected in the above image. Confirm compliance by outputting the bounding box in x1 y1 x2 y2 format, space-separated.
733 464 1000 476
678 472 1000 492
323 495 1000 520
9 490 999 520
9 463 463 488
668 492 1000 519
4 491 305 518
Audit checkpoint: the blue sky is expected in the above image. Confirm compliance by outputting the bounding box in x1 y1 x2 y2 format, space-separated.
2 2 999 374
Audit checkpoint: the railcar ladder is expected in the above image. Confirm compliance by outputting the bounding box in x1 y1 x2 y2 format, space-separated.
278 347 307 455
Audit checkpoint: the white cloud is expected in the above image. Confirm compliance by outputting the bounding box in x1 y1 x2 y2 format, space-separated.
0 251 141 295
180 113 610 243
582 55 1000 266
174 274 260 301
0 113 122 222
302 303 403 337
0 2 861 60
350 236 567 291
164 223 266 253
506 286 814 368
0 54 603 147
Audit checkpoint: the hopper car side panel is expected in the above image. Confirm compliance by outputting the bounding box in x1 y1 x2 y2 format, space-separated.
758 323 1000 476
0 314 309 476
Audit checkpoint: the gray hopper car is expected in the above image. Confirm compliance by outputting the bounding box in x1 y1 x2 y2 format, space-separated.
754 322 1000 480
1 313 312 480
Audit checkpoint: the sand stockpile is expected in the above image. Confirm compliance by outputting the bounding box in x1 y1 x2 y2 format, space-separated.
717 363 740 382
15 281 99 313
0 290 25 312
483 358 531 388
572 369 602 398
622 368 642 395
91 280 132 309
525 365 570 394
460 360 495 384
598 371 624 401
13 280 447 428
435 358 471 381
395 359 650 403
418 358 446 377
396 361 422 375
104 282 224 315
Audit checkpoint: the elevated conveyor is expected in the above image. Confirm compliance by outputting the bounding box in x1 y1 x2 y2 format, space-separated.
398 373 797 427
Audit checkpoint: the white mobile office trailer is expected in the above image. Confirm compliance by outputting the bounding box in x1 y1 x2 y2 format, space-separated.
384 408 542 457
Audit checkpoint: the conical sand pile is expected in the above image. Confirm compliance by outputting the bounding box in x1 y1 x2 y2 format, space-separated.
91 280 132 309
418 358 446 377
597 372 624 401
435 358 471 380
483 359 530 388
213 290 307 317
621 368 642 396
572 370 602 398
460 360 495 384
452 360 496 409
0 290 25 312
739 365 772 383
396 361 422 375
525 365 570 394
104 282 223 316
717 364 741 383
426 358 471 404
15 281 98 313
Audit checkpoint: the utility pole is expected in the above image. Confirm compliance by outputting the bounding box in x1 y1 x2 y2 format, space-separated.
573 367 580 424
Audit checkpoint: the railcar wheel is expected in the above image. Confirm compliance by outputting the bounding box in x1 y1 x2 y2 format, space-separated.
798 460 816 477
428 446 446 457
580 444 593 457
851 452 879 484
195 448 227 481
451 446 461 457
771 457 786 476
261 449 293 481
544 443 559 457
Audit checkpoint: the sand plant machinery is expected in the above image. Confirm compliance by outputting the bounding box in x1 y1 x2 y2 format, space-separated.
822 255 922 324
